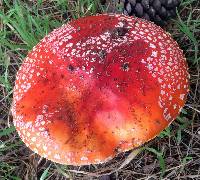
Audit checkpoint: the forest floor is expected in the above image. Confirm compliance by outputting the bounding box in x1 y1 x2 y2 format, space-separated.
0 0 199 179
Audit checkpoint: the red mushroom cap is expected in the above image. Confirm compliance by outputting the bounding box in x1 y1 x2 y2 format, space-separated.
11 14 189 165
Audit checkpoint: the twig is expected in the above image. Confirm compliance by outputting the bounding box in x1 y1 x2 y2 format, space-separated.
185 104 200 114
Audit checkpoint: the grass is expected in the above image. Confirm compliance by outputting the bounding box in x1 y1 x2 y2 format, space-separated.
0 0 200 179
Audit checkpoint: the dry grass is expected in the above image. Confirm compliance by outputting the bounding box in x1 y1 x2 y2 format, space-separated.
0 0 200 179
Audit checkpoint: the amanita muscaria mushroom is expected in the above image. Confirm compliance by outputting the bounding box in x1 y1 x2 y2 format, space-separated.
11 14 189 165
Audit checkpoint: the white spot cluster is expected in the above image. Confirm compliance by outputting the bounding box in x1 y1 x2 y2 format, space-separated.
12 24 77 104
49 24 132 76
36 24 76 59
12 109 58 159
45 14 189 121
131 18 189 121
13 57 37 103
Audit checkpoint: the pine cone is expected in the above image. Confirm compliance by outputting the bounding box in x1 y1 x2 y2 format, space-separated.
100 0 181 26
123 0 181 26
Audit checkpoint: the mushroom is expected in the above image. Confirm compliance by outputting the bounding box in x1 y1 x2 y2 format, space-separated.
11 14 189 165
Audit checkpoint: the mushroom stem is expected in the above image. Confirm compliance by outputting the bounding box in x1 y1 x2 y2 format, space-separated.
117 147 143 171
